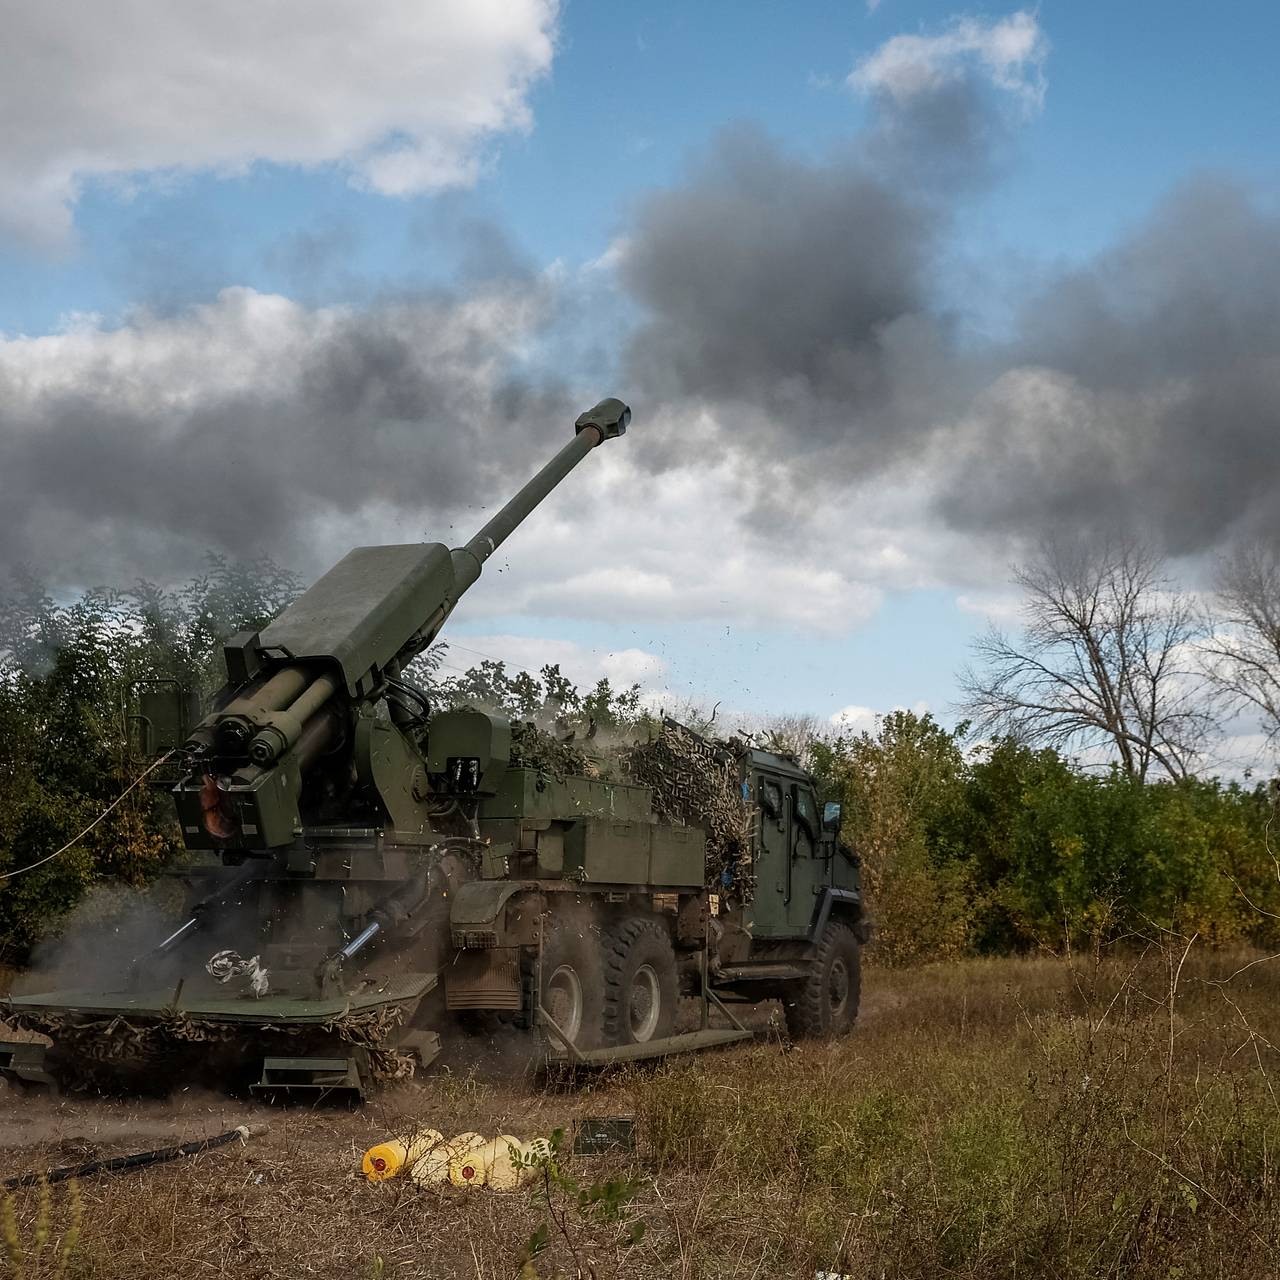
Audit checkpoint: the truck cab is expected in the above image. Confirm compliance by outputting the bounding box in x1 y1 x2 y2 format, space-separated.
739 750 860 937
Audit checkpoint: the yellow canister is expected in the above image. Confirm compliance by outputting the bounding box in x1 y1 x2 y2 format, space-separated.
362 1127 444 1182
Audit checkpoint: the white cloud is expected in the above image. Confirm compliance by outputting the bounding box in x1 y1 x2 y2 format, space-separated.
460 439 888 634
582 237 632 274
0 0 558 245
1206 729 1276 782
849 11 1047 111
830 703 881 734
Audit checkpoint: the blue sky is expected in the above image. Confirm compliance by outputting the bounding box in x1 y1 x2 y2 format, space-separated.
2 1 1278 753
6 0 1277 336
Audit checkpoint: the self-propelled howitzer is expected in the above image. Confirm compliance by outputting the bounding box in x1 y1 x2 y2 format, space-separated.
2 394 870 1100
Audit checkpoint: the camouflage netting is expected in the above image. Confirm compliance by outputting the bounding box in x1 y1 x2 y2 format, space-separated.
619 720 755 900
481 716 757 896
12 1002 416 1083
508 719 604 780
496 718 758 898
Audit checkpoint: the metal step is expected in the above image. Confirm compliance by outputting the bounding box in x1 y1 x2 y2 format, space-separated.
250 1055 364 1101
0 1042 57 1090
715 962 811 983
548 1027 752 1066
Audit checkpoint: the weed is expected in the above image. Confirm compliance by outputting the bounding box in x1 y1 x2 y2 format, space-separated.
515 1128 649 1278
1 1178 82 1280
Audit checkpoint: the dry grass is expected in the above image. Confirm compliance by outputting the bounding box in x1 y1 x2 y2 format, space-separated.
3 946 1280 1278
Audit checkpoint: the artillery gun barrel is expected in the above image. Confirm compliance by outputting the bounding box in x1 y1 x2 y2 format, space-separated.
449 398 630 594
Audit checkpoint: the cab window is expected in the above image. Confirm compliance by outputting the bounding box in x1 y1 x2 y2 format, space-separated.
759 778 783 818
793 786 819 835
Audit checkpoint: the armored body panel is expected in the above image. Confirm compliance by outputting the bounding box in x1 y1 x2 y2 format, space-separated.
475 768 705 887
258 543 456 696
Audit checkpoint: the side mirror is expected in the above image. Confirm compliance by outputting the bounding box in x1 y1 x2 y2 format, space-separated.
822 801 843 833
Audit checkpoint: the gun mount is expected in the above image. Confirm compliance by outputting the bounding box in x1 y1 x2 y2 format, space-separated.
173 397 629 853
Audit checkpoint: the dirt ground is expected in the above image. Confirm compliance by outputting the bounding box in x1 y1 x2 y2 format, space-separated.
3 951 1279 1279
0 1037 778 1280
0 996 786 1280
0 1075 650 1278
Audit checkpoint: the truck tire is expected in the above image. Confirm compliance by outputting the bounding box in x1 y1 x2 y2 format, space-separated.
603 916 679 1046
784 921 861 1039
541 925 605 1051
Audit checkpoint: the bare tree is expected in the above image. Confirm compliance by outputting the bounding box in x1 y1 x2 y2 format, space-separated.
756 713 823 764
1201 542 1280 752
960 537 1212 780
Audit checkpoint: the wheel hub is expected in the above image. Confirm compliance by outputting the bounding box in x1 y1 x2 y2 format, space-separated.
628 963 661 1042
547 963 584 1042
828 958 849 1019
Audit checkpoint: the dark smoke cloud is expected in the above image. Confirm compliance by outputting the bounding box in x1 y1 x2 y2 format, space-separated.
623 124 940 451
861 75 1016 198
0 284 572 586
621 85 1280 556
617 73 1003 523
938 177 1280 552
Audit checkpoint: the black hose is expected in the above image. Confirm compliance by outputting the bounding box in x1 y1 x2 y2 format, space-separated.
1 1123 267 1189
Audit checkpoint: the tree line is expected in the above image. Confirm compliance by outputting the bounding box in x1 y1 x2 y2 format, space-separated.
0 538 1276 963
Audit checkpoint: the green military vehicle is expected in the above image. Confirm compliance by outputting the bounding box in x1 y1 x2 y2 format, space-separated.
0 400 867 1099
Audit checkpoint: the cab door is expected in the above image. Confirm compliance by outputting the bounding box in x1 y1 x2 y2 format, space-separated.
787 781 828 931
753 771 822 937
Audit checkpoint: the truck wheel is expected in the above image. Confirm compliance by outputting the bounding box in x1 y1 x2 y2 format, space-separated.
784 921 861 1039
541 926 605 1050
603 917 679 1046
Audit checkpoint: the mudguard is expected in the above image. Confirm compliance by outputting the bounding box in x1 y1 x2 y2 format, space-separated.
449 880 541 948
810 887 871 945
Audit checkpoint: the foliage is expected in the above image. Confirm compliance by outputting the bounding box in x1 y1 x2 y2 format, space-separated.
429 656 646 735
947 739 1278 952
515 1128 647 1279
0 558 299 961
820 710 1279 960
815 711 978 963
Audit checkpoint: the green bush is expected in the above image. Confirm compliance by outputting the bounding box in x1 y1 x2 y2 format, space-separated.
814 711 979 963
819 713 1277 959
0 558 298 961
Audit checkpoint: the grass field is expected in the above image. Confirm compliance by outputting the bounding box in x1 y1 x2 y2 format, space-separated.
3 945 1280 1279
